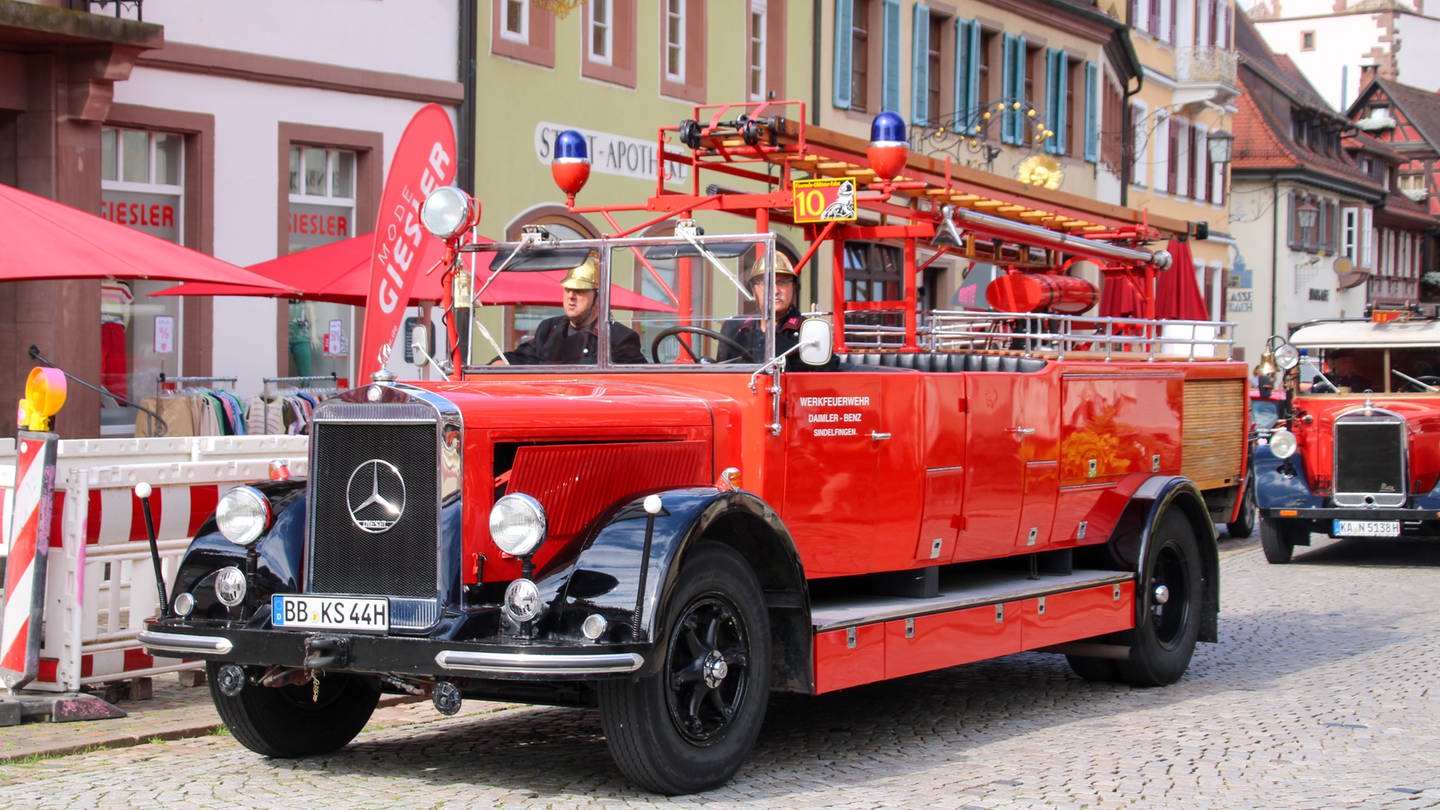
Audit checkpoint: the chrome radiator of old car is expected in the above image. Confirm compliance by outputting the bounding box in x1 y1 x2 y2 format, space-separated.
1332 410 1407 508
306 402 441 630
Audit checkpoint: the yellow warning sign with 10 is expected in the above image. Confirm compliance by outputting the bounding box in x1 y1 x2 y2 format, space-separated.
792 178 858 224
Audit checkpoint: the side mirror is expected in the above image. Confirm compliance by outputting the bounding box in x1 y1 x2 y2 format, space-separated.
797 318 834 366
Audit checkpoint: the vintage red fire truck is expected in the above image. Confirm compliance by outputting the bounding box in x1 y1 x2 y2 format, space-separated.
1253 311 1440 563
141 102 1249 794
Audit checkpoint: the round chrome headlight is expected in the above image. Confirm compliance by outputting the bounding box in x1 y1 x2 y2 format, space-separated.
504 578 543 623
214 566 247 607
1269 428 1298 459
490 493 547 557
421 186 480 240
216 486 271 546
1274 342 1301 371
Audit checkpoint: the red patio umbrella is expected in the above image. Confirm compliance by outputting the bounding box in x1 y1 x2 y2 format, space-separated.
152 233 675 312
151 232 455 304
1099 271 1146 319
1154 238 1209 321
0 182 288 289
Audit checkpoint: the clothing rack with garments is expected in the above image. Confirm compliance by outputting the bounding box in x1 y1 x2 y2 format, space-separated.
251 373 340 436
136 374 245 438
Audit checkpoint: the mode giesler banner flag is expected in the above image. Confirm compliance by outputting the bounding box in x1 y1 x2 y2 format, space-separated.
359 103 458 381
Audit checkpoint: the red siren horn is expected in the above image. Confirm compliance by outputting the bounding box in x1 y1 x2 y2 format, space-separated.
551 130 591 201
867 111 909 181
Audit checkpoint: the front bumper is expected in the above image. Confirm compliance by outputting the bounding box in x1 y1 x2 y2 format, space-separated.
1258 506 1440 538
138 623 645 680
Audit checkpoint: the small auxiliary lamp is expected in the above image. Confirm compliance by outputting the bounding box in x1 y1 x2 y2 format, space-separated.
550 130 592 206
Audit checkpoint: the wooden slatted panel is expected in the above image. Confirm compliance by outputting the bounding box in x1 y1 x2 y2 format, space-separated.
1181 378 1246 489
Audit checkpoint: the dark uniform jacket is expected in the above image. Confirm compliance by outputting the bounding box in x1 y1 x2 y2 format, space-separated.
504 315 646 365
717 305 836 370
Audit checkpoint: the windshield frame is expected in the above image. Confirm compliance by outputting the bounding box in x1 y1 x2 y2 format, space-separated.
454 231 781 372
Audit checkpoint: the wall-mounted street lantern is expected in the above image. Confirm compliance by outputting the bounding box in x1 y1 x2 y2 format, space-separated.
1295 199 1319 230
1207 130 1235 165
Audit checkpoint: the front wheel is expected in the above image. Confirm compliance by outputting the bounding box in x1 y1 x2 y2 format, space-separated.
1225 471 1256 539
1116 511 1204 687
1260 518 1303 564
207 662 380 758
597 542 771 795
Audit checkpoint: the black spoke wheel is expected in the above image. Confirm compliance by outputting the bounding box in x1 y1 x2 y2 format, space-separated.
207 662 380 758
1116 512 1203 687
1260 517 1303 564
1226 470 1256 539
650 325 755 364
598 542 770 795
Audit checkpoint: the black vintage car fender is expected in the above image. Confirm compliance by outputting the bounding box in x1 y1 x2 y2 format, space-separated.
536 487 812 685
167 479 308 621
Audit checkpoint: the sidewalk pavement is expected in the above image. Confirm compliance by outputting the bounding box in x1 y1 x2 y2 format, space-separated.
0 674 434 763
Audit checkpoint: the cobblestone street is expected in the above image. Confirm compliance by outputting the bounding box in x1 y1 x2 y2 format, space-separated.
2 535 1437 809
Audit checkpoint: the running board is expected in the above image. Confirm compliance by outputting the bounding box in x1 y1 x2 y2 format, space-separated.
810 568 1132 632
809 569 1136 694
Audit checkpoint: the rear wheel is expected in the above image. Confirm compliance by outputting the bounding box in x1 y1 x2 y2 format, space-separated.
1116 512 1203 687
597 542 771 795
208 662 380 758
1225 471 1256 539
1260 518 1302 564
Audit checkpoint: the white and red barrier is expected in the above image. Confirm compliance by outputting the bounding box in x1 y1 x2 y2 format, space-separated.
0 435 308 692
1 431 60 689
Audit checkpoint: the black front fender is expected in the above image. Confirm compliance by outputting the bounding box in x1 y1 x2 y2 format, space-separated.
537 487 807 674
169 479 307 620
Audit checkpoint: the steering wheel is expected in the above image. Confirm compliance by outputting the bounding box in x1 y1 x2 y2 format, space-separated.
1396 371 1440 392
650 326 756 364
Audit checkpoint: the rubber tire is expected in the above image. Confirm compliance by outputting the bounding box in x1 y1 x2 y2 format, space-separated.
1116 512 1203 687
597 542 771 795
1260 518 1300 564
1225 471 1256 539
207 662 381 758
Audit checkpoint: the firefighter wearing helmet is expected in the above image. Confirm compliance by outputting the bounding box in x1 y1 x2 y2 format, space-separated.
503 255 647 365
718 250 834 369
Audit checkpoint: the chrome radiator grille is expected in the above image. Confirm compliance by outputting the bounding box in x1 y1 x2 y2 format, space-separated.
308 407 440 610
1333 412 1407 507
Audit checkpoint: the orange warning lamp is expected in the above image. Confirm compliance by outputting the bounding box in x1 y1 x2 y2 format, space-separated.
18 366 66 431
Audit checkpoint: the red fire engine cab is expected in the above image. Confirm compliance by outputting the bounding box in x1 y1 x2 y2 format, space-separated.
141 102 1249 795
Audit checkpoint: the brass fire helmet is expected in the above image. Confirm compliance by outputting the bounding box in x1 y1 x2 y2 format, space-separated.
746 251 799 287
560 256 600 291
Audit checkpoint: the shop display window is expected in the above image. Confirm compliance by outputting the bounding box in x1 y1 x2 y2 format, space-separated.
98 126 187 435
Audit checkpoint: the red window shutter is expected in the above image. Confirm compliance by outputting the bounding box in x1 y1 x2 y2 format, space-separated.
1167 118 1179 192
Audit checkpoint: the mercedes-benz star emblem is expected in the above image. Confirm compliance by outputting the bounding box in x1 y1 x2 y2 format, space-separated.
346 459 407 534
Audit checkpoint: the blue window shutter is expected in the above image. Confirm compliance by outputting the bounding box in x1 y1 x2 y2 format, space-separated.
1084 61 1099 162
882 0 901 113
954 19 980 132
1012 35 1028 144
912 4 929 124
1054 52 1068 154
1001 33 1017 144
833 0 853 110
1045 49 1060 155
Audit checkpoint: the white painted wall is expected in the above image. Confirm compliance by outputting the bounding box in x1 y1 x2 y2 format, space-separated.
1253 11 1440 112
132 0 457 78
107 1 459 393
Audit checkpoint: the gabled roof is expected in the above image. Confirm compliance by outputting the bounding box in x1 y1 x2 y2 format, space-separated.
1349 78 1440 153
1231 10 1382 194
1235 11 1341 122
